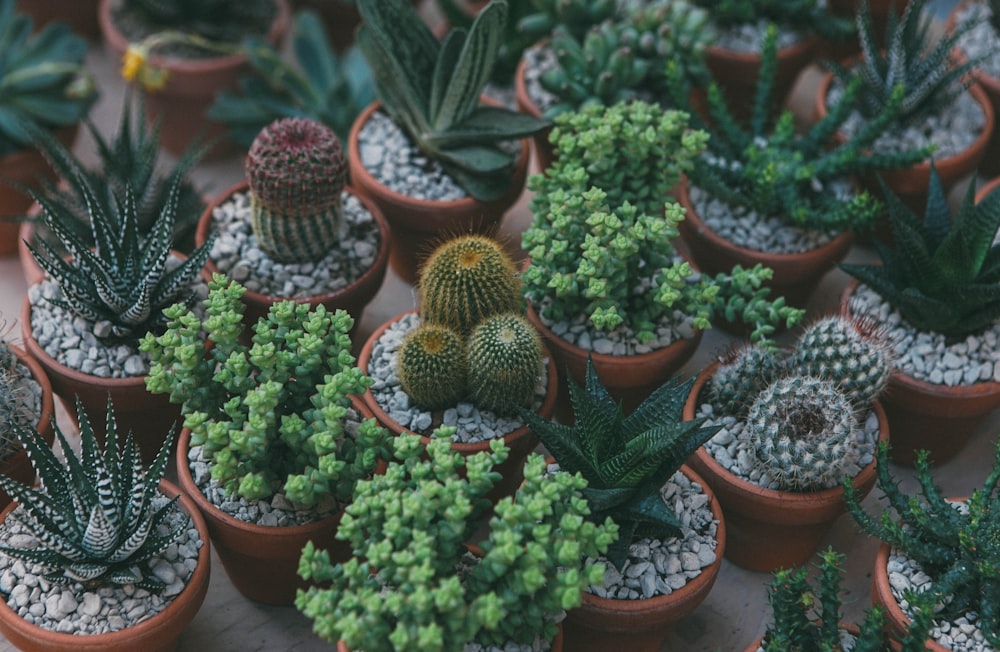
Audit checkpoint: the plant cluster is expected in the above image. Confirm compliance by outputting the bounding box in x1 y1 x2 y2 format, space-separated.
842 164 1000 339
209 10 375 147
398 235 543 416
356 0 548 201
142 275 390 505
0 397 183 592
521 357 721 568
523 100 803 343
0 0 97 157
693 0 854 41
667 25 929 232
517 0 617 43
707 315 893 491
121 0 278 44
245 117 347 263
0 341 33 461
845 439 1000 647
295 432 618 651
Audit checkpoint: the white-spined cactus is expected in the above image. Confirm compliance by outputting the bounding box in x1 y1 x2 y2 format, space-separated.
708 343 783 416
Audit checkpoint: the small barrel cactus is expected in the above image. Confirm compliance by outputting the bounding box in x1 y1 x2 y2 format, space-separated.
0 342 32 462
746 374 861 492
398 323 468 410
245 117 347 263
789 315 894 408
467 313 543 415
419 235 523 336
709 343 783 416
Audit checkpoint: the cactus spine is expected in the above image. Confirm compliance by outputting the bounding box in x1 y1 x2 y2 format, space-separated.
0 342 31 461
708 343 783 416
246 117 347 263
467 314 543 414
398 324 468 410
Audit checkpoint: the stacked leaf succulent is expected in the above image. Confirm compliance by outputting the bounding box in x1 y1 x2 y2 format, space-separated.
841 164 1000 339
209 10 375 147
0 397 184 592
693 0 855 41
142 275 390 505
121 0 278 44
356 0 549 201
295 432 618 651
521 357 722 568
245 117 347 263
0 341 33 461
0 0 97 157
666 25 929 232
523 100 804 343
844 439 1000 647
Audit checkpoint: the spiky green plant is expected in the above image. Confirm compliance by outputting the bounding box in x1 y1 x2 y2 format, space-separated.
121 0 278 44
0 397 183 592
0 0 97 157
0 341 32 461
398 323 468 410
466 313 542 414
517 0 617 43
708 342 783 416
356 0 549 201
693 0 855 41
520 357 722 568
845 440 1000 647
840 163 1000 339
208 10 376 147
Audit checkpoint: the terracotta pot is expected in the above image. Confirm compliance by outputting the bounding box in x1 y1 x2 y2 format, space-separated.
871 542 948 651
194 180 391 337
840 279 1000 467
20 286 183 466
16 0 101 40
562 464 726 652
0 125 77 258
0 478 211 652
347 100 531 285
514 48 554 174
357 309 559 503
682 361 888 572
97 0 291 160
675 179 855 313
814 68 994 217
336 624 564 652
0 344 56 509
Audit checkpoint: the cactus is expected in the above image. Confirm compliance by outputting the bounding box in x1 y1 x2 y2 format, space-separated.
419 235 523 336
398 323 468 410
746 374 863 492
0 342 29 461
245 117 347 263
708 343 783 416
790 315 894 408
467 313 542 415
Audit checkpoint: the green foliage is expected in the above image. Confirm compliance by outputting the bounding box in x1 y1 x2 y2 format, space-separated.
841 164 1000 338
667 25 929 232
436 0 536 86
517 0 617 43
122 0 277 44
0 0 97 157
356 0 549 201
398 323 468 410
693 0 854 41
467 313 542 414
0 341 31 460
845 440 1000 647
295 433 617 651
246 117 347 263
708 343 782 415
141 275 390 505
521 357 720 569
208 10 375 147
0 397 183 592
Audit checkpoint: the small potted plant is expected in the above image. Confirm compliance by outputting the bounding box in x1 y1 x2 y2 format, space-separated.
949 0 1000 176
844 440 1000 649
520 358 726 652
141 275 392 605
683 314 893 571
295 430 618 651
195 116 390 333
350 0 549 282
0 397 211 650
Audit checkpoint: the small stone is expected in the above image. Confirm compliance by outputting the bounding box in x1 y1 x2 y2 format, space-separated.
80 592 101 617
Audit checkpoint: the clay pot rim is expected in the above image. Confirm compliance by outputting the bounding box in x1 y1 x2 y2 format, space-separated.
356 308 560 453
0 478 210 647
194 179 392 307
706 31 820 61
872 541 950 652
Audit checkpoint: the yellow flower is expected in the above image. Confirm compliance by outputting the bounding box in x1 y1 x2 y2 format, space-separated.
121 43 169 91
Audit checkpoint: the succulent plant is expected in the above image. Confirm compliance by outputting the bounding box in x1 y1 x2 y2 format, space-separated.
467 313 542 414
841 163 1000 339
708 342 783 416
0 397 183 592
419 234 523 337
398 323 468 410
694 0 855 41
0 0 97 157
356 0 549 201
0 341 32 461
295 432 618 651
121 0 278 44
435 0 536 86
245 117 347 263
520 357 722 569
845 440 1000 647
208 10 376 147
141 275 391 505
517 0 617 43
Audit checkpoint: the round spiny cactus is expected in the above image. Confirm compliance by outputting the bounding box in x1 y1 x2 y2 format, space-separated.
709 343 784 416
419 235 523 336
746 374 861 492
246 117 347 263
789 315 894 409
0 343 29 461
467 313 543 415
398 323 468 410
